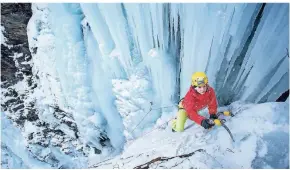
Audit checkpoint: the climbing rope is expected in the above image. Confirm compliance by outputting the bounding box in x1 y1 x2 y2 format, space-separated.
130 102 153 134
125 116 176 149
130 102 178 134
151 105 178 110
129 99 185 142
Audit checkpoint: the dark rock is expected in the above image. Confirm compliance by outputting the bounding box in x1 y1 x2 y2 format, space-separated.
1 3 32 45
14 114 26 127
1 3 33 86
94 147 102 154
31 47 38 54
3 98 18 106
26 109 39 121
12 104 24 112
7 88 18 97
28 132 34 140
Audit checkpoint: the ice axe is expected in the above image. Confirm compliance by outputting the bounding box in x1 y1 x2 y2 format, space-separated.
220 120 235 142
209 111 235 142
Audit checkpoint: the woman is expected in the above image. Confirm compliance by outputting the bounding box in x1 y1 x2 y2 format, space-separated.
172 72 219 132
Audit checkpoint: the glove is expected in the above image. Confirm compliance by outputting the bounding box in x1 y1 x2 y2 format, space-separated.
213 119 222 126
209 114 218 119
201 119 215 129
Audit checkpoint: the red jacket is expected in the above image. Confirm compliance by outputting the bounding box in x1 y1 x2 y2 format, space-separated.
182 85 218 125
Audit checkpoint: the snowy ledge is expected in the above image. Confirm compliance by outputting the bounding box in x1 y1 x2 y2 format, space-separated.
89 101 289 169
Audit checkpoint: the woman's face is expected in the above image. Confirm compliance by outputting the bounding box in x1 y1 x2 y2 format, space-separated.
195 85 207 94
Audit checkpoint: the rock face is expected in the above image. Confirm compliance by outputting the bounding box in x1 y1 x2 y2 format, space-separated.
1 3 37 129
1 3 32 85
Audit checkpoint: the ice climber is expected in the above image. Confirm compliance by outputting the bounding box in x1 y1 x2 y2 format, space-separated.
172 72 225 132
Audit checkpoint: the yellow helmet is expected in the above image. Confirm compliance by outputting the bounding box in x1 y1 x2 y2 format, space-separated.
191 72 208 87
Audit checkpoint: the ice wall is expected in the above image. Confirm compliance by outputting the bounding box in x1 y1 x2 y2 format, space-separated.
178 3 289 105
32 3 126 152
28 3 288 153
79 3 288 107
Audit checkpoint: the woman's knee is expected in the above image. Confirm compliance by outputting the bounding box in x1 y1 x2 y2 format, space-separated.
178 109 188 119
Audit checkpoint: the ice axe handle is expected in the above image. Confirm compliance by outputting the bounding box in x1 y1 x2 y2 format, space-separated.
217 111 234 117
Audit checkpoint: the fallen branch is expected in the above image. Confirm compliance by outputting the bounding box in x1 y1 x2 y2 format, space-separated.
134 149 205 169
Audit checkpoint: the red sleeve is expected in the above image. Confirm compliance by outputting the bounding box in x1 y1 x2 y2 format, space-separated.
208 87 218 115
182 87 205 125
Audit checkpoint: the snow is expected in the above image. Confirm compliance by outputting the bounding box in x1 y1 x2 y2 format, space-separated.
0 25 13 48
1 25 8 45
23 121 36 134
91 101 289 169
112 67 157 140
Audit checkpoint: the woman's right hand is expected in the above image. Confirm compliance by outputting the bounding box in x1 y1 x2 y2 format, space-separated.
201 119 215 129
